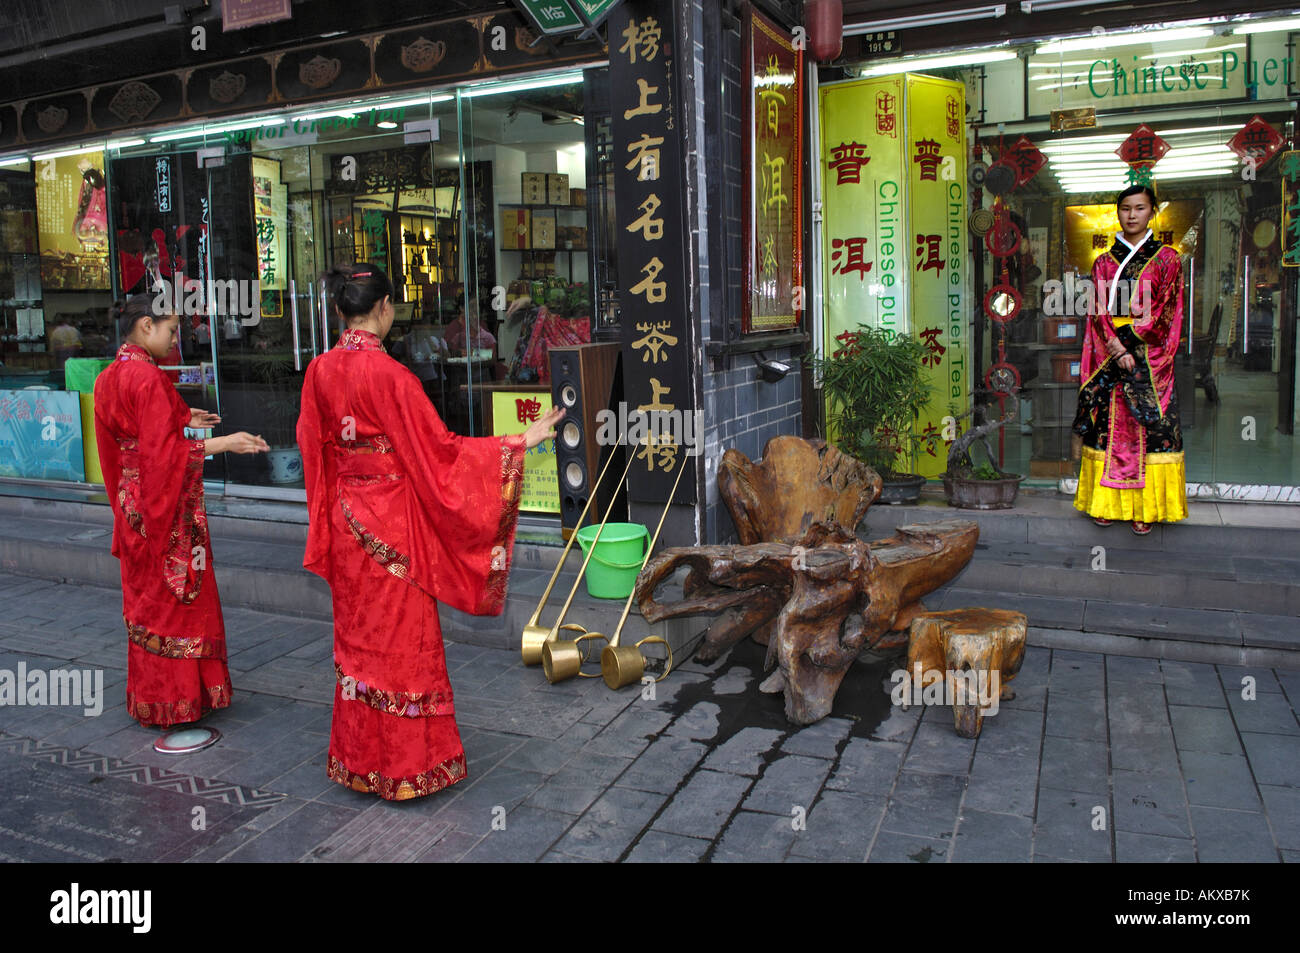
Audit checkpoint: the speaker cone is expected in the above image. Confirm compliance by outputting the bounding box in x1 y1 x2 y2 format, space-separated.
565 461 585 489
561 421 581 450
560 384 578 407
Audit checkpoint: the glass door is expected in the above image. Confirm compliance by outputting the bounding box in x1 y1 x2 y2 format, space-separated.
191 92 461 497
1182 105 1297 487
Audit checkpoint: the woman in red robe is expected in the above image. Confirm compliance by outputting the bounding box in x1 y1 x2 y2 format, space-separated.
297 265 560 801
1072 184 1187 534
95 295 269 726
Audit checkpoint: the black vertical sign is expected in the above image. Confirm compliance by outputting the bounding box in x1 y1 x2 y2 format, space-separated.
609 0 696 505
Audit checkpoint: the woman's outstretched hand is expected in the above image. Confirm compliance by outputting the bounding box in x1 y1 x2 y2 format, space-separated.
204 432 271 455
522 407 565 450
189 408 221 429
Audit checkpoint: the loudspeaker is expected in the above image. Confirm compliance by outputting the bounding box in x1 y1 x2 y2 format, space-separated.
549 342 624 539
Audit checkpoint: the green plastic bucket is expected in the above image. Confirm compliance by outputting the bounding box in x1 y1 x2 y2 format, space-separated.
575 522 649 599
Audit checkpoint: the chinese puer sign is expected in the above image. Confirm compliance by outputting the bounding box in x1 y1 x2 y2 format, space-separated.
818 74 969 478
609 0 697 505
819 76 907 341
905 74 968 478
743 7 804 333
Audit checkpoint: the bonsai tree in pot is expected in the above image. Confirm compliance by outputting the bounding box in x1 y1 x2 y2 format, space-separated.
942 397 1025 510
806 325 939 504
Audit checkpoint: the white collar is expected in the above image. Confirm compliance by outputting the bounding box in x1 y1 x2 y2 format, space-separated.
1115 229 1153 252
1107 229 1154 315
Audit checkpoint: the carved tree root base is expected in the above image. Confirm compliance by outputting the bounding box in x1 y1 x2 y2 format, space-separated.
638 519 980 726
905 608 1028 739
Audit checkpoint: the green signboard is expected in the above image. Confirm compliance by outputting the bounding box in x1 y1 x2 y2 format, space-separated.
515 0 584 35
572 0 622 27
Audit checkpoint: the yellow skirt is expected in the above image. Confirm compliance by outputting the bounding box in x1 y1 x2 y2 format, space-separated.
1073 446 1187 523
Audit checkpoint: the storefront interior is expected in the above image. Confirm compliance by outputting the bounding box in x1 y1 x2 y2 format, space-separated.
829 15 1300 490
0 68 608 514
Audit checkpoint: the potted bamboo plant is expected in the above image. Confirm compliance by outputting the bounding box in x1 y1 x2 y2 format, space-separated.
807 325 939 504
942 402 1025 509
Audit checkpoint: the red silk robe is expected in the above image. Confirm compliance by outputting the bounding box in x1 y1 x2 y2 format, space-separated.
1073 233 1187 522
297 327 526 801
94 343 231 726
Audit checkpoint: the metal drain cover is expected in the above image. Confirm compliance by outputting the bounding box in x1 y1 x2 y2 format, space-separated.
153 727 221 754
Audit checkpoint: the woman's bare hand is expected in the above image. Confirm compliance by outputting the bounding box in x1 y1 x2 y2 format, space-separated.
522 407 565 450
230 432 270 454
206 432 271 455
189 408 221 429
1118 354 1136 373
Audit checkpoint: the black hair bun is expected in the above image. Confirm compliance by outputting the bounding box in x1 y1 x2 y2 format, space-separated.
324 264 395 321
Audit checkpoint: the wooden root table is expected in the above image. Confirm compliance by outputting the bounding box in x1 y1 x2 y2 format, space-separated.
904 608 1027 738
635 519 979 725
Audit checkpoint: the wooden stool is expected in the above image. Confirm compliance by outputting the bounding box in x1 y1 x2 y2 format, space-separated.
904 609 1028 738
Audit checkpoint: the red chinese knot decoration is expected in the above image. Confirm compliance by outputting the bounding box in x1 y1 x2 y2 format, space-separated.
1228 116 1284 169
1002 136 1045 188
1116 124 1169 187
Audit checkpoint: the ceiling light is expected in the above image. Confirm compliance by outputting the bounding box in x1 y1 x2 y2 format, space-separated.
463 72 584 98
1232 16 1300 35
31 145 104 161
1021 0 1125 11
1036 27 1213 55
105 138 146 149
0 154 30 167
860 49 1018 77
844 5 1007 33
149 117 283 143
293 108 357 121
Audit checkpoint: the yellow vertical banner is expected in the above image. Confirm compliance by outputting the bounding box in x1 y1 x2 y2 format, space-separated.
904 74 969 478
251 156 287 292
819 77 907 348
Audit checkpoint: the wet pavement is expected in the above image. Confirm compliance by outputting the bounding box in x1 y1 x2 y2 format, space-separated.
0 569 1296 863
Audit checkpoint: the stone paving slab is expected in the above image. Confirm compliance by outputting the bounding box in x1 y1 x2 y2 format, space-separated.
0 570 1295 863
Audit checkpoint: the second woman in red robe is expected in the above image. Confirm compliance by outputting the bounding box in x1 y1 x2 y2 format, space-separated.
297 265 560 800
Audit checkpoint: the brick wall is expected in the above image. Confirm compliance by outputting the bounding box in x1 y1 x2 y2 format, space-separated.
688 0 807 545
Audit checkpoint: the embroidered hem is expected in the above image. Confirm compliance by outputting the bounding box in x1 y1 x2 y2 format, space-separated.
127 680 231 728
125 617 223 659
339 495 412 580
326 751 467 801
334 662 451 717
1074 447 1187 523
482 435 526 614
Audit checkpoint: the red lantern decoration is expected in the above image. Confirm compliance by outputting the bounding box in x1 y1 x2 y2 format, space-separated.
806 0 843 63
